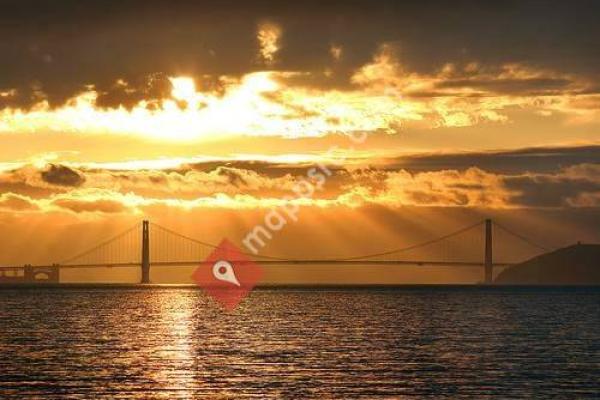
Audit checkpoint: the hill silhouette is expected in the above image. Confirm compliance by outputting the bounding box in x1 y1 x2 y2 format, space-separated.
495 243 600 285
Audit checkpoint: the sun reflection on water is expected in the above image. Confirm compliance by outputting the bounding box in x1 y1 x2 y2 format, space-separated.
151 289 196 399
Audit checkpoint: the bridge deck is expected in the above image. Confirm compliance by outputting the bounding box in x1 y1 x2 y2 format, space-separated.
1 260 514 269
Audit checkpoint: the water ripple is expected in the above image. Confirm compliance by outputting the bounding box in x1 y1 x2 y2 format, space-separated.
0 286 599 398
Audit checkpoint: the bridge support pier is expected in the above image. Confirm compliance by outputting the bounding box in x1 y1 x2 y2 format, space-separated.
141 220 150 284
49 264 60 283
23 264 59 283
23 264 34 281
484 218 493 284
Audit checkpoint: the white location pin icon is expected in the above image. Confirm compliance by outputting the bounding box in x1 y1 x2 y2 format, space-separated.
212 260 241 286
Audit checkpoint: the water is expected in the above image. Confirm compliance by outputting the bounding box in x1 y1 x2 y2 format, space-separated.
0 286 598 399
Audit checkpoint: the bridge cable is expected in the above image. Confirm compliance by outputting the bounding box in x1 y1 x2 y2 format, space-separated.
59 222 141 265
150 223 290 261
151 220 485 262
492 221 553 252
333 220 486 261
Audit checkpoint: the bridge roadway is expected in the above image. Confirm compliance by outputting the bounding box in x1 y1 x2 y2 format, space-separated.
2 260 515 269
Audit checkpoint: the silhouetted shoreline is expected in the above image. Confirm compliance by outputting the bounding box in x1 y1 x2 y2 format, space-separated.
496 243 600 284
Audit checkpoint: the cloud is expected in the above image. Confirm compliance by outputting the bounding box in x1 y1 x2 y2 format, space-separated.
370 162 600 209
330 44 343 61
94 73 174 110
1 1 599 112
257 21 282 65
1 11 600 140
41 164 85 187
351 45 600 127
0 193 39 211
502 164 600 208
51 198 128 214
2 52 598 141
2 148 600 216
376 167 510 207
0 70 422 140
384 145 600 174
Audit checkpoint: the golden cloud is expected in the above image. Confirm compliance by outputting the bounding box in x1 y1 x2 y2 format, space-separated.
0 48 598 140
257 21 282 65
2 158 600 218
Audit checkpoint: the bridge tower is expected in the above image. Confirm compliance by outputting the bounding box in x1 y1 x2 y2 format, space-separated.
484 218 493 284
141 220 150 284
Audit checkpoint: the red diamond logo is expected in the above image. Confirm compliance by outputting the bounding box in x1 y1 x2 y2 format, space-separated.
192 239 263 310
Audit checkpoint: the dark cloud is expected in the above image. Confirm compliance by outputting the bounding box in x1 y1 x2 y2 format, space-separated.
94 73 173 110
504 175 600 208
40 164 85 187
435 78 573 95
184 160 345 177
1 0 599 108
385 145 600 174
215 167 248 187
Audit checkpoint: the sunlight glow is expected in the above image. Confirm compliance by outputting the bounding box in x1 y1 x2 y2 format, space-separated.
169 77 198 105
0 56 595 143
0 71 418 142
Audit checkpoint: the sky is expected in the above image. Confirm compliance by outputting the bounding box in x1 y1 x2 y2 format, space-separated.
1 0 599 283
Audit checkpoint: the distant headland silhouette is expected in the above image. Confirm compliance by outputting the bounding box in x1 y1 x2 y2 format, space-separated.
495 243 600 285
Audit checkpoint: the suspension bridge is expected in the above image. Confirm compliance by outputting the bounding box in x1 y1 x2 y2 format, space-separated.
0 219 552 285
